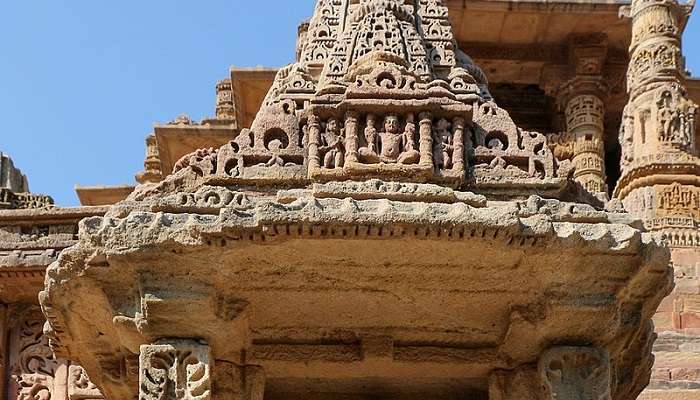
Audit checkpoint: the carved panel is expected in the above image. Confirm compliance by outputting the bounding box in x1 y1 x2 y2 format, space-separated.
0 189 54 210
67 366 103 400
656 183 700 219
8 311 62 400
472 103 567 183
308 111 466 184
139 340 212 400
654 83 697 151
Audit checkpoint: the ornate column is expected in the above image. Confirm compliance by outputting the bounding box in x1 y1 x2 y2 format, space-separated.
555 35 610 198
215 79 236 123
614 1 700 394
614 0 697 237
561 80 609 196
418 112 433 167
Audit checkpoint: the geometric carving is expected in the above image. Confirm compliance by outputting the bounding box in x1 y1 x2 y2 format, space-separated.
139 340 212 400
539 346 611 400
565 94 605 133
472 102 566 183
656 182 700 219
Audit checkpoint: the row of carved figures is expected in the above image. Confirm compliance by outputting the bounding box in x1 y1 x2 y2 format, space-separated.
309 113 464 170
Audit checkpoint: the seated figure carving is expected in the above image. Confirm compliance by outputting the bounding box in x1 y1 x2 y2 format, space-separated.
319 118 345 168
359 114 420 165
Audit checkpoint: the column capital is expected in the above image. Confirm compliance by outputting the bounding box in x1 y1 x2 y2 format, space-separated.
568 33 609 77
557 76 610 111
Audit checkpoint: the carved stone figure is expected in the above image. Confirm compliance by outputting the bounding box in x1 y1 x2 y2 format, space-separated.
358 115 420 165
433 118 454 169
319 118 344 168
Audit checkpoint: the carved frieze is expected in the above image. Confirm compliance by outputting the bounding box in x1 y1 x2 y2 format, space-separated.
0 189 54 211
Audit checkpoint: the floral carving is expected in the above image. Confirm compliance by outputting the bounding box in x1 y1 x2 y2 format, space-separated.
68 365 104 400
139 341 211 400
10 316 60 400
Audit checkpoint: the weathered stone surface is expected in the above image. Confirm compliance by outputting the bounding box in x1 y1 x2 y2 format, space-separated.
0 0 693 399
39 181 671 399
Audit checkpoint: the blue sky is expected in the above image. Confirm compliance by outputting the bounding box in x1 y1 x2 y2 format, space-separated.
0 1 698 206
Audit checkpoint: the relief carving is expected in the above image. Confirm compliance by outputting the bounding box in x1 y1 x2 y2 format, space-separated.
539 347 611 400
656 182 700 219
655 84 697 150
9 313 61 400
357 114 420 165
139 341 211 400
68 365 104 400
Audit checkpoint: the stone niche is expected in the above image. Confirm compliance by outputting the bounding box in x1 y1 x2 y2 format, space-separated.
39 0 671 400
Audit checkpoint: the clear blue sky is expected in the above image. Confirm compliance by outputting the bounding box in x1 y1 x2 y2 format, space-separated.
0 1 698 206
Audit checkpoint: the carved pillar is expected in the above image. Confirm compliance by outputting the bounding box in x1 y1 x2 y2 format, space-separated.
562 84 608 195
139 340 212 400
418 112 433 167
307 114 322 171
614 0 698 241
452 116 466 172
555 35 610 198
215 79 236 124
345 111 359 164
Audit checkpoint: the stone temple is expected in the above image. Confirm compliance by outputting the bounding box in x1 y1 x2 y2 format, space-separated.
1 0 700 399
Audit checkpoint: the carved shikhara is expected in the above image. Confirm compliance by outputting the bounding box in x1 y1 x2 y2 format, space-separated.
539 347 611 400
165 0 569 193
139 341 212 400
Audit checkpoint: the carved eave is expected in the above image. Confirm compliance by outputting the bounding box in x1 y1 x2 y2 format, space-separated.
0 206 108 303
40 182 670 400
